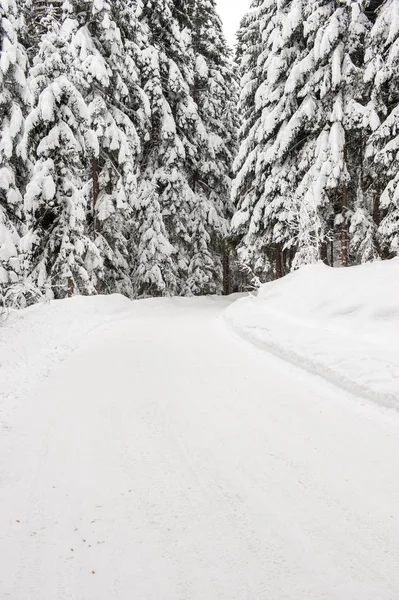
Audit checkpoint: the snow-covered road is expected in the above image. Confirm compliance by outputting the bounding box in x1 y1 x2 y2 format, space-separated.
1 296 399 599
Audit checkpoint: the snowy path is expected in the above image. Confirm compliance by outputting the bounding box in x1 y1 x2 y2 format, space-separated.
1 297 399 599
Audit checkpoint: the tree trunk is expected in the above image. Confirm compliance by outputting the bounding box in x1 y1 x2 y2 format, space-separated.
92 157 100 231
222 246 231 296
275 247 283 279
68 277 74 298
341 184 349 267
321 242 328 265
282 248 287 276
373 192 382 257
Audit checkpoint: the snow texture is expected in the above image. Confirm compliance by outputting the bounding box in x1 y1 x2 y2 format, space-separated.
0 294 130 427
1 291 399 598
225 258 399 408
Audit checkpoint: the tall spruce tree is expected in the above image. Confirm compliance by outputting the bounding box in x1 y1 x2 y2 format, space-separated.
65 0 146 297
0 0 29 305
135 0 237 297
22 17 102 299
232 0 373 278
292 0 371 268
365 0 399 257
232 1 264 284
183 0 238 295
134 0 198 296
233 0 310 280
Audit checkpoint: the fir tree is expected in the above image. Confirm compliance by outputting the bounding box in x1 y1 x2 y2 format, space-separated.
134 0 198 296
183 0 238 295
233 0 309 279
232 0 373 277
135 0 237 297
231 1 264 285
296 0 371 268
134 176 178 297
21 0 63 60
365 0 399 257
22 18 102 299
67 0 146 297
0 0 29 305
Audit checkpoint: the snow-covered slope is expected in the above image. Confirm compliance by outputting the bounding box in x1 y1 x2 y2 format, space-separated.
0 295 131 429
225 258 399 407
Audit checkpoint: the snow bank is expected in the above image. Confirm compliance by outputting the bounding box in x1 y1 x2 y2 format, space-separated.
0 295 131 428
225 259 399 408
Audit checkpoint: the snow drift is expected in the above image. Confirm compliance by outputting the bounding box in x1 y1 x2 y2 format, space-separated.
0 295 131 428
225 258 399 408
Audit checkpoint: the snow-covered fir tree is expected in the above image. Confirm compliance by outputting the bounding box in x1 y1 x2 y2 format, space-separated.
66 0 146 297
231 1 264 288
134 0 237 297
20 0 64 59
134 0 198 296
0 0 29 305
22 17 102 300
233 0 310 279
292 0 372 268
232 0 374 279
181 0 238 295
365 0 399 257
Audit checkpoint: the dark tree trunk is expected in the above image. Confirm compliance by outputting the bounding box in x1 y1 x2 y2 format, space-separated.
275 247 283 279
92 157 100 231
340 142 350 267
341 184 349 267
223 247 231 296
321 242 328 264
68 277 74 298
373 192 382 257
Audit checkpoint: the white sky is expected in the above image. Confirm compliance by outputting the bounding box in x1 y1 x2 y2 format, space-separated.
216 0 251 47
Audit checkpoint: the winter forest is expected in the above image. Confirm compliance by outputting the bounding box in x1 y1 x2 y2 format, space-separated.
0 0 398 307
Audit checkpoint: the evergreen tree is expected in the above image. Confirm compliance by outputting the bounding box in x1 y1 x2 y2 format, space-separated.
67 0 146 297
365 0 399 257
22 18 102 299
183 0 238 295
134 176 178 297
232 0 373 278
233 0 309 279
21 0 63 60
292 0 371 268
134 0 198 296
0 0 29 305
135 0 237 297
231 1 264 286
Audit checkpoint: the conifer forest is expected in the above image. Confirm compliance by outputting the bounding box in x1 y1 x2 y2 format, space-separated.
0 0 398 307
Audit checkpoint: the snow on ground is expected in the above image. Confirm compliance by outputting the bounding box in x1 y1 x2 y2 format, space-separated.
226 258 399 408
0 294 131 429
1 283 399 599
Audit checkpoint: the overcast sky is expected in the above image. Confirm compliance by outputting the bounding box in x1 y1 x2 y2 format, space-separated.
216 0 251 47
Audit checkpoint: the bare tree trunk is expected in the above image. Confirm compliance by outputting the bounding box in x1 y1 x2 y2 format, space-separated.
223 246 231 296
92 157 100 231
321 242 328 264
275 246 283 279
68 277 74 298
341 184 349 267
373 192 382 257
282 248 287 277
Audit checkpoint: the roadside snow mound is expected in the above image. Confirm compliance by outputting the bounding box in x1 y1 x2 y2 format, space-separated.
225 259 399 408
0 295 131 428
